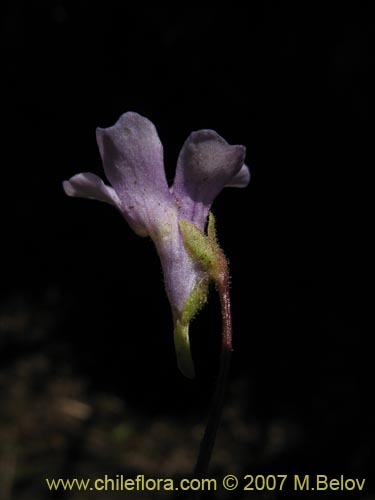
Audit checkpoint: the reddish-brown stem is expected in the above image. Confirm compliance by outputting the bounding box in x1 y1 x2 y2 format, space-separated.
193 266 232 478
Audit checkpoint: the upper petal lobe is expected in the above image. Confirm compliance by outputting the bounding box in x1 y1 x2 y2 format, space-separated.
172 130 246 229
96 112 173 236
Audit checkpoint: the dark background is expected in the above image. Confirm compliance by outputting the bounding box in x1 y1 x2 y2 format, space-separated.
1 3 373 499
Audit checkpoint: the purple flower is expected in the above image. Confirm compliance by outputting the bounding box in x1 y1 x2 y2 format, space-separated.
63 112 249 377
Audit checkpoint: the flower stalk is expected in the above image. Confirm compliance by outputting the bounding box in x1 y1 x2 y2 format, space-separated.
179 213 233 477
194 267 233 479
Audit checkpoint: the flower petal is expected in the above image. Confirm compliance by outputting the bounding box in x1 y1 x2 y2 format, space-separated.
63 172 122 208
172 130 246 229
225 163 250 188
96 112 173 236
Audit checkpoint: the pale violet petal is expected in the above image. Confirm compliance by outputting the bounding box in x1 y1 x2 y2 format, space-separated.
63 172 122 208
225 163 250 187
172 130 246 230
96 112 173 236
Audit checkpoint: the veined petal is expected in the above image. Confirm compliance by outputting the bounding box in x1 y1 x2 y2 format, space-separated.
225 163 250 188
63 172 122 208
96 112 173 236
172 130 246 229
